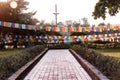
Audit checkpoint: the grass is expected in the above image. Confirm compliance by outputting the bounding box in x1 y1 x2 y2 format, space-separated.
94 48 120 58
0 49 25 58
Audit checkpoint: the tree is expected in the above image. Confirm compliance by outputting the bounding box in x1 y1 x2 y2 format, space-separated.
20 11 39 24
98 22 106 26
92 0 120 20
0 0 39 25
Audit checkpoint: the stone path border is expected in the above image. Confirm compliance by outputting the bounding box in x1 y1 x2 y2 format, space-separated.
8 48 48 80
24 49 92 80
69 49 109 80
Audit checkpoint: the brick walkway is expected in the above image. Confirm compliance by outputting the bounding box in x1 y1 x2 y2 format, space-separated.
24 49 92 80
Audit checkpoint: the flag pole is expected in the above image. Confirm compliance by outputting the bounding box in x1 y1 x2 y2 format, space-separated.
53 4 59 26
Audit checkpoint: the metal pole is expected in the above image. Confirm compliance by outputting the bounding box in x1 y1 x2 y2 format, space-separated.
53 4 59 26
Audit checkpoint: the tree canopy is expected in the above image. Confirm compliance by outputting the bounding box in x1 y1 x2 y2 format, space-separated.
0 0 39 25
92 0 120 20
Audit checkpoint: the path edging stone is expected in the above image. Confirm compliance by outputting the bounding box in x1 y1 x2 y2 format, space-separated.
8 48 48 80
69 49 110 80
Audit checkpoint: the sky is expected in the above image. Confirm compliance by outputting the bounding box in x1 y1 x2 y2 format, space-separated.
2 0 120 25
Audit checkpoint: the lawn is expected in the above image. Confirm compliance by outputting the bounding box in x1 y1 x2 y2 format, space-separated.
94 48 120 58
0 49 25 58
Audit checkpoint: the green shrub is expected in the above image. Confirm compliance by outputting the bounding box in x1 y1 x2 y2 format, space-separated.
47 43 70 49
0 45 46 80
71 45 120 80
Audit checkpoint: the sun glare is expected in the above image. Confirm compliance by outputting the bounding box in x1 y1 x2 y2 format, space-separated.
10 1 18 9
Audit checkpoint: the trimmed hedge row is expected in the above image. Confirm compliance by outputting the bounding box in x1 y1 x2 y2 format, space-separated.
71 45 120 80
46 43 70 49
0 45 46 80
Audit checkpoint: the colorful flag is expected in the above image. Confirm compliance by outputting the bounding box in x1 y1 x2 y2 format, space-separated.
116 24 120 30
36 26 40 31
99 26 104 32
32 25 36 31
76 27 82 32
19 24 22 29
69 26 74 32
82 27 85 32
11 23 15 28
91 26 95 32
54 26 59 32
95 26 100 32
61 26 67 32
84 35 89 41
112 25 116 30
22 24 26 29
8 22 12 27
110 24 114 30
81 35 85 41
0 21 4 26
45 26 50 31
4 22 8 27
104 26 108 31
25 25 28 29
85 26 90 32
89 35 93 41
28 25 32 30
15 23 19 28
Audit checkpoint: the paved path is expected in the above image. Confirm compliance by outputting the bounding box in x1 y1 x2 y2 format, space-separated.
24 49 92 80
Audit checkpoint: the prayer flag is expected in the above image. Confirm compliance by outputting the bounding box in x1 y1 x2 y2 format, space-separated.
36 26 40 31
32 25 36 31
8 22 12 27
76 27 82 32
0 21 4 26
82 27 85 32
54 26 60 32
15 23 19 28
85 26 90 32
46 26 51 31
69 26 74 32
11 23 15 28
19 24 22 29
25 25 28 30
22 24 26 29
4 22 8 27
28 25 32 30
61 26 67 32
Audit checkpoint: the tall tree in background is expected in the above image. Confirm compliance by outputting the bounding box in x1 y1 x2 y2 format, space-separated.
92 0 120 20
0 0 39 24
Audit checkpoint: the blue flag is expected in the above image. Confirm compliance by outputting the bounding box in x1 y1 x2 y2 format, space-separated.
0 21 4 26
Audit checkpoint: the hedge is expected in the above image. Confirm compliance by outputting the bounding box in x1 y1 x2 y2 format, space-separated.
0 45 46 80
46 43 70 49
71 45 120 80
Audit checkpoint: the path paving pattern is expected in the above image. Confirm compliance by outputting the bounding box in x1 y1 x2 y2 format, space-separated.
24 49 92 80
